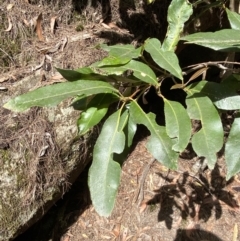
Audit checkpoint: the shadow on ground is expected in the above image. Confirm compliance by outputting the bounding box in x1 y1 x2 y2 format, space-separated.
73 0 169 43
146 164 238 239
174 228 224 241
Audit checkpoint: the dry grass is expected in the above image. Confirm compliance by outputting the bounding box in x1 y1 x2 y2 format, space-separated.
0 107 68 235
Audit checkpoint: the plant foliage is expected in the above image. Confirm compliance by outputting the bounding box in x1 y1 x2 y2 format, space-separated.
4 0 240 216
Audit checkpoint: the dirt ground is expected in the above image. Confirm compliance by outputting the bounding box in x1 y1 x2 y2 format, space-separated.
1 0 240 241
15 133 240 241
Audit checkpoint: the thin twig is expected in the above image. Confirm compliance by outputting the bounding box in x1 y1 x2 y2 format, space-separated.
0 47 15 64
135 158 155 205
176 170 212 195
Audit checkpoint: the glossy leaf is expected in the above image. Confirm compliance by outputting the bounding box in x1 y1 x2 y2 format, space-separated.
4 80 119 112
98 55 130 67
225 113 240 180
75 67 95 74
77 93 119 134
130 100 178 169
162 0 193 51
85 93 119 109
185 79 240 110
222 74 240 89
101 44 141 58
186 95 224 169
88 110 126 216
98 44 141 66
226 8 240 30
71 95 92 110
181 29 240 51
56 68 85 81
145 38 183 80
100 60 158 85
114 112 137 163
164 99 191 152
56 67 114 82
78 107 108 135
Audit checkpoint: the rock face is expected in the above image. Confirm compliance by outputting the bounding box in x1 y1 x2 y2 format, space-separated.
0 73 96 240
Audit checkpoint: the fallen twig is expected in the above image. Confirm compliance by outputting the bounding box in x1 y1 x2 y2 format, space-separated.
135 158 155 205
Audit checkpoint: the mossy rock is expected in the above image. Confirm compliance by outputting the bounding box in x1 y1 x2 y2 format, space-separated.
0 74 96 240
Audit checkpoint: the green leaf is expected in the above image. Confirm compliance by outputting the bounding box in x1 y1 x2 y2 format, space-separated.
181 29 240 51
101 44 141 58
164 99 191 152
71 95 91 110
85 93 119 109
226 8 240 30
145 38 183 80
186 95 224 169
98 55 131 67
185 79 240 110
98 44 141 66
162 0 193 51
56 68 84 81
4 80 119 112
100 60 158 85
75 67 95 74
78 107 108 135
56 67 114 82
77 93 119 134
225 113 240 180
114 112 137 163
222 74 240 89
88 110 126 216
130 100 178 169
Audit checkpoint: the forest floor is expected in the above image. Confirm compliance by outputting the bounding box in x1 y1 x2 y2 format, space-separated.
1 0 240 240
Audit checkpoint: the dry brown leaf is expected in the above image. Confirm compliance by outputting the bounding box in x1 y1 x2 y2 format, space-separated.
50 74 64 81
36 13 44 41
0 76 9 83
50 16 57 34
171 83 184 90
7 4 14 10
139 201 147 213
23 19 29 26
121 228 128 241
188 67 209 82
5 17 13 32
112 223 121 237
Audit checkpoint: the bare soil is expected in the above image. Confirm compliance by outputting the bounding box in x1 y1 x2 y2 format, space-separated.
1 0 240 241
